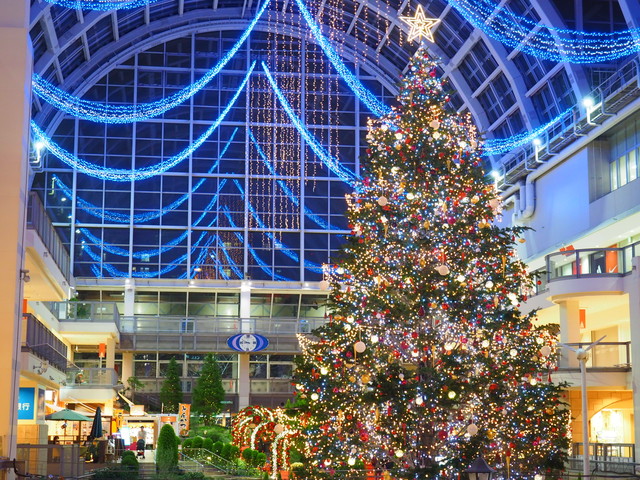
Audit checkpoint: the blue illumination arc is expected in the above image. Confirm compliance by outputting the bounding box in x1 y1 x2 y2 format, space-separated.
33 1 269 122
32 63 254 181
292 0 391 116
52 129 238 224
221 206 292 282
447 0 640 63
248 129 340 230
42 0 162 10
483 107 575 156
262 62 358 186
77 179 225 259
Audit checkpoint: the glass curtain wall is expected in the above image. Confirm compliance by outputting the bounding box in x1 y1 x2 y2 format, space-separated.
33 28 394 281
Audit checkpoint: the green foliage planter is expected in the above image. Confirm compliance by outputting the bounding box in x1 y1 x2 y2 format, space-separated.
156 424 179 475
192 436 204 449
212 441 223 455
203 438 213 451
93 452 139 480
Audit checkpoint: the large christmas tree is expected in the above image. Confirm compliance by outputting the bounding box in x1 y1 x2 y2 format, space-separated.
294 49 569 479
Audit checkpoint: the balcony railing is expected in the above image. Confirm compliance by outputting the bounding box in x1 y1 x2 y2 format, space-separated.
133 377 292 395
570 443 636 474
537 241 640 285
65 367 119 388
26 192 71 282
16 444 85 479
119 316 326 335
42 300 120 328
558 342 631 370
497 57 640 188
21 343 69 373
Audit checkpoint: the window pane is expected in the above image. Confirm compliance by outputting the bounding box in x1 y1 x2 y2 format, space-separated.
620 155 628 186
629 150 637 182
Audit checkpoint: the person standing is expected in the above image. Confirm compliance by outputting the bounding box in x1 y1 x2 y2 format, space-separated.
136 426 146 458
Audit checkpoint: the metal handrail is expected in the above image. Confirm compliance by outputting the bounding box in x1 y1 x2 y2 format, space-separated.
498 57 640 187
545 241 640 283
26 193 71 282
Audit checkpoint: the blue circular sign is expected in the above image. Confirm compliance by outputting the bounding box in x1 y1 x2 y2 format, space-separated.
227 334 269 352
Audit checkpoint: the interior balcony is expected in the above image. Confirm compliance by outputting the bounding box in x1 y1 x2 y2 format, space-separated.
528 243 640 302
554 341 632 389
29 300 120 348
59 367 121 404
119 315 327 352
24 193 72 301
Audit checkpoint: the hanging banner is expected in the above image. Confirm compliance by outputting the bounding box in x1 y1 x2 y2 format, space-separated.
178 403 191 437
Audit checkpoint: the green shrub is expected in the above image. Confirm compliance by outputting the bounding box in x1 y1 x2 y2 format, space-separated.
93 466 138 480
255 452 267 467
182 472 207 480
192 436 204 448
203 438 213 451
121 452 139 469
212 441 223 455
182 438 193 449
220 443 232 460
208 432 224 443
156 424 179 475
121 450 137 461
241 448 254 463
229 444 240 459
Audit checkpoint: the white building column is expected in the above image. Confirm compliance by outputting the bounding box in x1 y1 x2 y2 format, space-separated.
124 281 135 316
106 337 116 370
625 257 640 461
557 298 582 368
0 0 31 475
121 352 134 389
237 282 252 410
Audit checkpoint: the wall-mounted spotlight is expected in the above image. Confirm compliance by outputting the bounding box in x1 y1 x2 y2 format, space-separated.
20 269 31 283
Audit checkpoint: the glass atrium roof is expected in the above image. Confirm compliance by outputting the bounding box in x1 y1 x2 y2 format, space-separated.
27 0 636 281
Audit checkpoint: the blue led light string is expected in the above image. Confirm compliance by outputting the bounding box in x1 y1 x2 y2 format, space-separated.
42 0 162 10
33 3 270 122
220 205 292 282
77 179 225 260
482 106 575 156
292 0 391 116
188 235 244 280
447 0 640 63
79 227 208 259
231 179 323 272
85 235 216 278
78 177 226 279
262 62 358 186
247 129 341 231
31 64 254 181
213 235 244 279
51 129 238 223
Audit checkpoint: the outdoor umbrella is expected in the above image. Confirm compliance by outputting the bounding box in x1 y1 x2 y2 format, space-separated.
45 409 92 422
88 407 102 440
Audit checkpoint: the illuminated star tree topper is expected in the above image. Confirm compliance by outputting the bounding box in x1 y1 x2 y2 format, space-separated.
400 5 440 43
